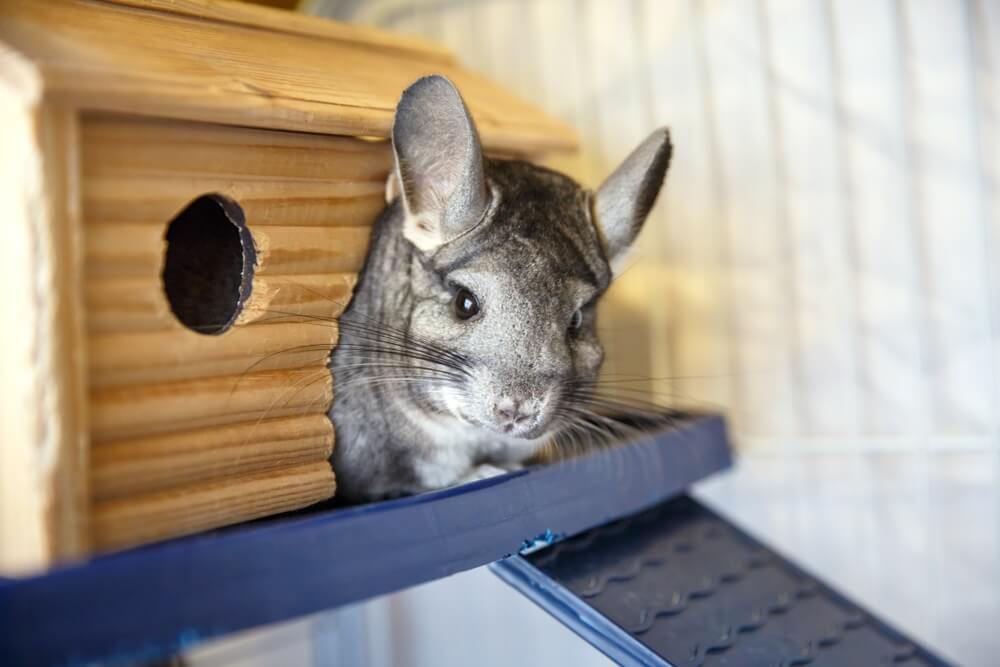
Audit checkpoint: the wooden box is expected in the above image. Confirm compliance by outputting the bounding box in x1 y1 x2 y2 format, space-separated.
0 0 575 572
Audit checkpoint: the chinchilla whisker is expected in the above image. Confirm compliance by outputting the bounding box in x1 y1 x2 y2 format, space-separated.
239 344 335 372
334 364 465 381
557 401 670 437
331 376 463 394
336 340 468 367
552 414 618 446
546 418 620 460
258 307 469 367
335 336 469 372
572 383 692 405
332 345 470 374
338 321 470 367
566 390 668 411
340 317 470 365
241 367 331 445
562 380 681 411
227 344 340 400
336 375 462 389
565 396 677 423
333 337 465 363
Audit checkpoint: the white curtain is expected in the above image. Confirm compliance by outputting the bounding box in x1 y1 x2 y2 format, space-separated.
311 0 1000 455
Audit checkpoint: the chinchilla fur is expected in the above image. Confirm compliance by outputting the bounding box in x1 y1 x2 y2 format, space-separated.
330 75 671 500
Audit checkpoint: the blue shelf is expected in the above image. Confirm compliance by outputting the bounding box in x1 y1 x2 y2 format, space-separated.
0 413 730 667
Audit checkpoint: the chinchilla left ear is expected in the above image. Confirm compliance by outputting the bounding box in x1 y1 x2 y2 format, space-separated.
388 75 489 253
593 128 672 275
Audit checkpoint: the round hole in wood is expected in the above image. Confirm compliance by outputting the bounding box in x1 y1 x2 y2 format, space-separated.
162 194 255 335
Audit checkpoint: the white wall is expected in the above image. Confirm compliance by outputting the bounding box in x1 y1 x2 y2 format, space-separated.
311 0 1000 455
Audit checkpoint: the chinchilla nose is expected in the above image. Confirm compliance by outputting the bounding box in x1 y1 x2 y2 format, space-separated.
494 397 537 425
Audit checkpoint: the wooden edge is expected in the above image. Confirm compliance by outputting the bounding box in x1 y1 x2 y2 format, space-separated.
0 45 89 573
101 0 456 64
0 2 578 155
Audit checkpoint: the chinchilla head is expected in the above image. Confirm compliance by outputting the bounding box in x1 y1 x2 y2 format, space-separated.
385 75 671 443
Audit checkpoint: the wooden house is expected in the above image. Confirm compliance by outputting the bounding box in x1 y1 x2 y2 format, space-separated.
0 0 576 572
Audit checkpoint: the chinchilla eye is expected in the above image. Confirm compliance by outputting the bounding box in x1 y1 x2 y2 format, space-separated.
453 286 480 320
569 308 583 331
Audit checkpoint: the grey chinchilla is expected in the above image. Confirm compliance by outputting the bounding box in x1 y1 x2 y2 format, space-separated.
329 75 671 500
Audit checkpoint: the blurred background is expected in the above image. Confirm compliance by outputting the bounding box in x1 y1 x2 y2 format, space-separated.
183 1 1000 665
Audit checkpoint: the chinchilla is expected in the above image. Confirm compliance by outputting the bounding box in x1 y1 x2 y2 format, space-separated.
329 75 671 500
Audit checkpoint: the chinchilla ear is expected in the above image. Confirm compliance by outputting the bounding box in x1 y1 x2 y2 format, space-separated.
593 128 672 275
388 75 489 253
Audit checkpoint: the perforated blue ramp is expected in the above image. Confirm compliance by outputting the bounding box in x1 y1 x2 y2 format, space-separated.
491 495 953 667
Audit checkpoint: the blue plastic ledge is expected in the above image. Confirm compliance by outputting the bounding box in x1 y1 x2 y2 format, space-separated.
0 413 730 667
492 495 953 667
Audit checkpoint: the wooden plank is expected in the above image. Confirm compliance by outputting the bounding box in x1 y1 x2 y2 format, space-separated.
86 273 356 333
81 115 394 183
0 1 577 155
91 461 336 551
91 414 333 500
84 275 180 334
253 225 373 275
90 367 333 443
89 321 337 388
85 223 372 278
84 176 387 228
239 273 356 325
80 116 391 227
109 0 454 63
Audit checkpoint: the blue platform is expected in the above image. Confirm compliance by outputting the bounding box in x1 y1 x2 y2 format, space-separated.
0 413 730 667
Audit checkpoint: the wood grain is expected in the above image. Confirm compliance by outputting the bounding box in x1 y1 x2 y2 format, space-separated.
239 273 357 325
91 461 336 551
0 1 577 155
89 321 337 388
84 176 387 228
81 115 391 227
91 414 334 500
90 367 333 443
86 273 356 333
109 0 454 63
85 223 372 278
82 114 394 182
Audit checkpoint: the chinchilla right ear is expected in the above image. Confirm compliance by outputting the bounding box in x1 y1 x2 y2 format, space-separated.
593 128 672 276
387 75 489 253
